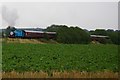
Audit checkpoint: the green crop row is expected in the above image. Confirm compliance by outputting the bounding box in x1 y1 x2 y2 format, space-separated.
2 43 118 72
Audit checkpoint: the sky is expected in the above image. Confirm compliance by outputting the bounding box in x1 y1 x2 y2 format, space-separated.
0 1 118 30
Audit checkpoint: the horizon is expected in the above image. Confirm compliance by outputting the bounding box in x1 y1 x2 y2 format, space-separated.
0 25 119 31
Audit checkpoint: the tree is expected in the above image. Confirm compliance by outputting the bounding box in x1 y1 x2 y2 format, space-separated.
46 24 91 44
93 29 107 36
106 30 120 45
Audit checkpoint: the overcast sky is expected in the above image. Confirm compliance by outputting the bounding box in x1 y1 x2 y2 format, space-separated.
0 2 118 30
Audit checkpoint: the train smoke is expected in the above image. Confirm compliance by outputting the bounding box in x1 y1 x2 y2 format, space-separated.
2 6 18 26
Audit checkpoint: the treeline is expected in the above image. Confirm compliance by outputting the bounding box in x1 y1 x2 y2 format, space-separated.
90 29 120 45
46 25 90 44
46 24 120 45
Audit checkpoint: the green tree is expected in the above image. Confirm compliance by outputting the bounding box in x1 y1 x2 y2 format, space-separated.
46 24 90 44
107 30 120 45
93 29 107 36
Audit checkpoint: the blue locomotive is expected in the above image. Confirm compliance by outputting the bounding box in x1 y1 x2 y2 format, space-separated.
9 29 25 38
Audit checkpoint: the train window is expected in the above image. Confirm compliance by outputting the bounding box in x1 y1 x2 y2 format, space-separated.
26 33 28 35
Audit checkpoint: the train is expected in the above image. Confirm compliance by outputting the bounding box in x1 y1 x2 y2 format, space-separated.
8 29 56 39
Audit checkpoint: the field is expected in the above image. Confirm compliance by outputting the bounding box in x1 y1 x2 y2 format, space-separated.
2 39 119 78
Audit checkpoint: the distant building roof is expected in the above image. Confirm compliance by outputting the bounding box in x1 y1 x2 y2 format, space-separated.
45 32 56 34
90 35 109 38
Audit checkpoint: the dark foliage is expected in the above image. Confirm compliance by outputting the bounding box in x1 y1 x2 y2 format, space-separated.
46 24 91 44
90 29 120 45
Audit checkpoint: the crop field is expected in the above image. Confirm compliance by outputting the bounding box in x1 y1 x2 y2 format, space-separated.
2 42 119 78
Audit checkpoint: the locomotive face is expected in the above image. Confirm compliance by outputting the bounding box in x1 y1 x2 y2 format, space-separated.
10 31 14 36
8 31 15 38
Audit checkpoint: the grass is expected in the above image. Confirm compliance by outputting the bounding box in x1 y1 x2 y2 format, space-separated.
2 42 119 78
2 71 118 78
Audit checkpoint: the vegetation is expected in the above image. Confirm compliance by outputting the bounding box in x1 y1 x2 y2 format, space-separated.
2 43 118 73
90 29 120 45
106 30 120 45
46 24 91 44
46 25 120 45
2 71 118 78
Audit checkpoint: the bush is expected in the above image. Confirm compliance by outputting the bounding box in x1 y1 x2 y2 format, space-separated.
107 30 120 45
46 24 91 44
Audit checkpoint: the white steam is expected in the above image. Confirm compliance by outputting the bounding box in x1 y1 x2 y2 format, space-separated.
2 6 18 26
